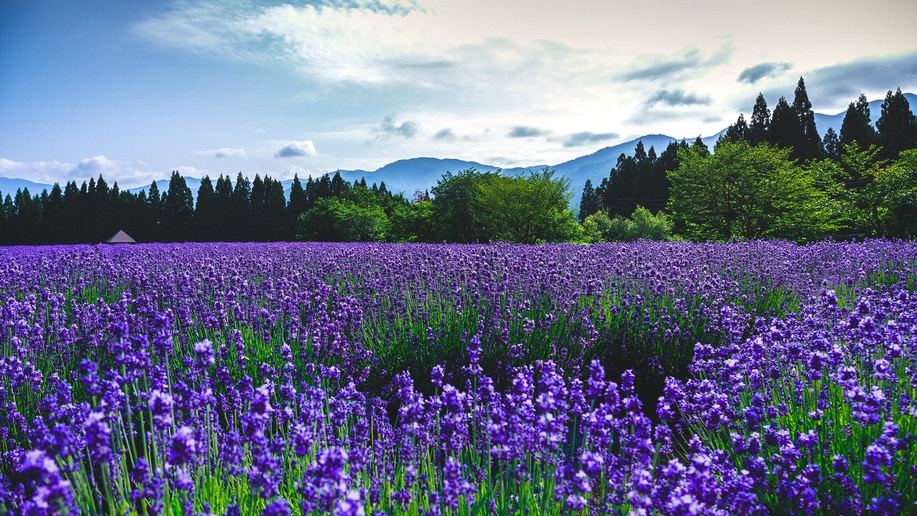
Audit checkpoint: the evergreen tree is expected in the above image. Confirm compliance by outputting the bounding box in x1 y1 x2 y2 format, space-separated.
163 171 194 241
253 175 287 241
840 93 877 151
288 174 307 239
691 136 710 156
792 77 823 161
722 114 749 143
823 128 841 161
213 174 234 241
876 88 917 160
330 171 347 198
578 179 599 221
768 97 803 155
147 181 163 241
44 183 64 243
316 174 332 199
749 93 770 145
194 176 216 241
232 172 252 240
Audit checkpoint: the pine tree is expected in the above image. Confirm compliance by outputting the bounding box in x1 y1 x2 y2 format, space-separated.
822 128 841 161
840 93 876 151
792 77 822 161
163 171 194 241
232 173 252 241
578 179 599 221
768 97 803 156
722 114 749 143
749 93 770 145
288 174 307 239
877 88 917 160
195 176 215 241
213 174 234 242
262 176 287 241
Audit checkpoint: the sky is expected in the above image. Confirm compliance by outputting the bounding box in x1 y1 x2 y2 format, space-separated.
2 0 917 188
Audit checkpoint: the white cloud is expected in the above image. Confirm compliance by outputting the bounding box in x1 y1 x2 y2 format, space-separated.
125 0 917 169
197 147 247 159
0 158 73 184
374 115 419 141
275 140 317 158
0 156 167 188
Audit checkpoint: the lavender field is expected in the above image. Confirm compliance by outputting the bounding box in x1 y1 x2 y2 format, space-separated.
1 241 915 515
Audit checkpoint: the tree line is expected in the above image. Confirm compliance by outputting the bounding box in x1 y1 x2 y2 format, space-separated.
0 170 400 245
0 166 583 245
580 80 917 241
3 78 916 245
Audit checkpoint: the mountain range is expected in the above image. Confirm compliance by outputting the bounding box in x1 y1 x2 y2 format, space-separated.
2 93 915 209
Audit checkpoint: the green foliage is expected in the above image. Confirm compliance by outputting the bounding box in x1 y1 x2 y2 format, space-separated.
581 211 614 243
388 199 435 242
628 205 674 241
876 149 917 238
471 169 580 244
297 198 391 242
582 206 673 242
430 169 498 243
668 141 831 241
838 144 887 237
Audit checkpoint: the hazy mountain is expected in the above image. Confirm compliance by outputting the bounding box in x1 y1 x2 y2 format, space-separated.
126 178 203 200
0 177 55 199
813 93 917 138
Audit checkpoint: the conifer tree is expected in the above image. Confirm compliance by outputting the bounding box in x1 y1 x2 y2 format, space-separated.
723 114 748 143
793 77 822 161
213 174 234 242
232 173 252 241
163 171 194 241
749 93 770 145
877 88 917 160
822 128 841 161
194 176 215 241
840 93 876 151
288 174 307 239
768 97 804 156
578 179 599 221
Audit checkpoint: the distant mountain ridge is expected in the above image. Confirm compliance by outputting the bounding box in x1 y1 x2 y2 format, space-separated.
3 93 914 208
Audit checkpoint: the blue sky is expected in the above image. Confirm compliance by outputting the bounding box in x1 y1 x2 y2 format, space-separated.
2 0 916 188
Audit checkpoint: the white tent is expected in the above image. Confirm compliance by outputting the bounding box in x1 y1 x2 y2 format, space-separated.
106 230 136 244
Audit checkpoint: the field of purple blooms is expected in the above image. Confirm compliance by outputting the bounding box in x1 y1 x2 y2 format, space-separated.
0 241 916 515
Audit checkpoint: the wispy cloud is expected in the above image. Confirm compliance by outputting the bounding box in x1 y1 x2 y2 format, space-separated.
563 132 619 148
375 115 418 140
434 128 457 141
197 147 247 159
807 52 917 104
646 89 711 107
0 156 161 187
275 141 317 158
508 126 548 138
737 62 792 84
619 45 733 82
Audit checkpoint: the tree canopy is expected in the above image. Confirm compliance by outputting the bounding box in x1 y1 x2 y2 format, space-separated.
668 141 831 241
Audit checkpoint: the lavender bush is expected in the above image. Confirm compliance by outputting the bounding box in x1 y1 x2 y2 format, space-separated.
0 241 914 514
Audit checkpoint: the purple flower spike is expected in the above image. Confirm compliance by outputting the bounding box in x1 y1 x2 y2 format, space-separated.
169 426 197 467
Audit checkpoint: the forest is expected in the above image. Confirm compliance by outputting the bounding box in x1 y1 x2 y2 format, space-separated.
1 80 916 245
